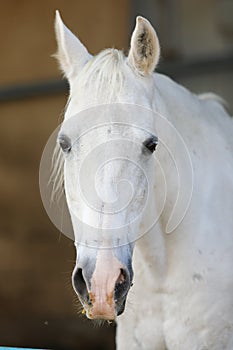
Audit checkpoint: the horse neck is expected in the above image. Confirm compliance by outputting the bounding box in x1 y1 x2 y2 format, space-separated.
134 73 196 277
151 72 199 130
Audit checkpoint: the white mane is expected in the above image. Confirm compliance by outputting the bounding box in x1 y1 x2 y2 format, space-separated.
75 48 126 103
198 92 230 112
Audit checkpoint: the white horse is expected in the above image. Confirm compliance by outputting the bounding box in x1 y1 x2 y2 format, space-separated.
53 11 233 350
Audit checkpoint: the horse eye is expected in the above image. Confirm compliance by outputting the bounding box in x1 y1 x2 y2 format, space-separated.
58 134 72 153
143 136 158 153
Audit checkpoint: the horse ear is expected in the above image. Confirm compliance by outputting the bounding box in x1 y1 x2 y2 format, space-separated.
127 16 160 76
54 10 91 80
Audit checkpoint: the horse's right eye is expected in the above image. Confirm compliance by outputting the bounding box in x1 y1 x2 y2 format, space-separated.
58 134 72 153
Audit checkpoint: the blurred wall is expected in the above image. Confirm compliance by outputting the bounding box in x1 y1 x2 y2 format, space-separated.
0 1 129 349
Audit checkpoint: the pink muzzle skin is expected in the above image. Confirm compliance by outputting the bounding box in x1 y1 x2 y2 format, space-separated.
85 250 126 320
73 245 133 320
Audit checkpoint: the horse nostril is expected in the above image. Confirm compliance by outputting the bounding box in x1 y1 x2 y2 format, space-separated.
114 268 130 301
116 268 126 285
72 268 90 304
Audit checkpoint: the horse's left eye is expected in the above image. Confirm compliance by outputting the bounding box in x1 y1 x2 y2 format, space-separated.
58 134 72 153
143 136 158 153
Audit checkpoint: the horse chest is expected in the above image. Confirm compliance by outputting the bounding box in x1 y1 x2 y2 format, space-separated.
122 241 233 350
122 273 232 350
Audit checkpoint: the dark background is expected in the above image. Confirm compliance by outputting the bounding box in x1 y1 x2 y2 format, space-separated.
0 0 232 349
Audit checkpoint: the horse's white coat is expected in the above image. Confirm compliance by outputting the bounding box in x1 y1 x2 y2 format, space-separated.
54 12 233 350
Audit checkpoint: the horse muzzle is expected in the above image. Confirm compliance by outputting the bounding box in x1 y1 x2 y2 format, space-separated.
72 248 133 320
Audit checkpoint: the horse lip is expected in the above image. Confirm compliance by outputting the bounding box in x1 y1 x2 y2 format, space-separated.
82 293 127 320
85 304 116 321
83 291 117 320
86 309 116 320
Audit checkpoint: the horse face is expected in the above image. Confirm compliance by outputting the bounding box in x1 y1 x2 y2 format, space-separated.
55 12 160 319
59 106 157 319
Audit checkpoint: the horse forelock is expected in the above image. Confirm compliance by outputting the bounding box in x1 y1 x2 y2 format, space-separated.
72 48 126 103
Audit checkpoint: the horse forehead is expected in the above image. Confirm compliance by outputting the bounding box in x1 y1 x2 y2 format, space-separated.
62 105 156 140
77 132 144 176
66 69 155 119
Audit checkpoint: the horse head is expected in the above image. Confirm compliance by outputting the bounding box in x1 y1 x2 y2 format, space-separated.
54 11 160 320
